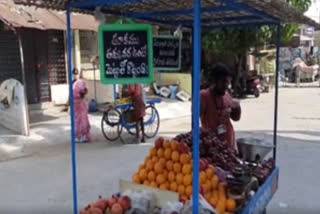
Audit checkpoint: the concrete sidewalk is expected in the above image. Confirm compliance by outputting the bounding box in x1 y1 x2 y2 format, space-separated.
0 98 191 162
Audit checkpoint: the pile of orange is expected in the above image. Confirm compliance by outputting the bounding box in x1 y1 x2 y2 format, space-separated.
132 138 237 214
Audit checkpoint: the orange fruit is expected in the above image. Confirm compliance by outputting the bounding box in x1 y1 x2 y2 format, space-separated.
150 147 157 157
182 164 192 175
185 185 192 197
154 163 164 174
204 192 212 202
168 171 176 182
180 153 191 165
143 180 150 186
180 195 188 202
156 174 166 185
159 183 166 190
176 173 184 185
171 151 180 162
148 171 156 182
150 181 157 188
206 166 215 178
208 164 216 174
200 171 207 184
163 170 168 180
226 199 236 212
146 161 154 171
201 182 210 194
178 185 185 196
216 200 226 214
157 148 164 158
144 155 152 163
163 140 171 149
164 148 172 160
165 181 170 189
170 182 178 192
183 174 192 186
209 197 218 207
170 141 179 151
151 156 158 164
212 175 219 189
212 190 219 200
138 164 145 171
159 158 166 166
166 160 174 171
138 169 147 181
218 183 226 197
132 173 140 184
173 162 182 173
205 180 213 192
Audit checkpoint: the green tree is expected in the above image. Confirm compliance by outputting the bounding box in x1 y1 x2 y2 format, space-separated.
202 0 312 93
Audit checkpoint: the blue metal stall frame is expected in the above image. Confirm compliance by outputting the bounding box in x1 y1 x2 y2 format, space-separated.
64 0 282 213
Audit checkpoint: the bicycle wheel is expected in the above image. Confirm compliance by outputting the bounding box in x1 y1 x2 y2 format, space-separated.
101 108 123 141
144 106 160 139
122 108 137 136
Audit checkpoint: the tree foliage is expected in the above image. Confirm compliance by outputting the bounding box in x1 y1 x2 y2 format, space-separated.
202 0 313 55
201 0 312 93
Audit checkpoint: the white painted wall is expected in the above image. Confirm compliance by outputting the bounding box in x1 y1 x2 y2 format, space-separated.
0 80 29 135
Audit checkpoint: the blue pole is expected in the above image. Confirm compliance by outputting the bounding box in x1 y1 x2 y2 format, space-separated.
273 24 280 163
113 84 117 104
192 0 201 213
66 6 78 214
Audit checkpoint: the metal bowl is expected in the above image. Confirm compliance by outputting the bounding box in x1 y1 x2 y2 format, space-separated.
237 138 274 163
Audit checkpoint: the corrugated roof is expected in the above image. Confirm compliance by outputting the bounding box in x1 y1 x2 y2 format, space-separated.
0 0 99 31
12 0 320 29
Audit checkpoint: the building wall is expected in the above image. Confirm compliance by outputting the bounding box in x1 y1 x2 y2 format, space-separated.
156 72 192 95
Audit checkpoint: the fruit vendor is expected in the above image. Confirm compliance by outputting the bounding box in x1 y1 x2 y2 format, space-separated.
200 63 241 151
127 84 146 143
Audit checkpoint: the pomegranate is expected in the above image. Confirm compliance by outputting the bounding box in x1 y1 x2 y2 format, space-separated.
111 203 124 214
94 195 108 212
118 195 131 210
108 195 118 208
79 206 90 214
89 206 103 214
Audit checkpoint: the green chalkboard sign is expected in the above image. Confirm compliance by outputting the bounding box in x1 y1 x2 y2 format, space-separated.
98 19 154 84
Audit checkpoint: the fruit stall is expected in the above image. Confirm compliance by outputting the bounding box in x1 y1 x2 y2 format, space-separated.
14 0 319 214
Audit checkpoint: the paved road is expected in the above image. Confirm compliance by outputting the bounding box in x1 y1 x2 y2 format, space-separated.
0 88 319 213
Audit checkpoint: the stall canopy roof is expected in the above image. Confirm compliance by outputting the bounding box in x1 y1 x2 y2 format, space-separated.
13 0 320 29
0 0 99 31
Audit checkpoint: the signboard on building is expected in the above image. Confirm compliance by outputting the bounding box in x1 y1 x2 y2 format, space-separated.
153 36 181 71
98 20 154 84
302 27 314 37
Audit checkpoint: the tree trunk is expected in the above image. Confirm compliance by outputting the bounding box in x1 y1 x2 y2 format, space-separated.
233 53 245 97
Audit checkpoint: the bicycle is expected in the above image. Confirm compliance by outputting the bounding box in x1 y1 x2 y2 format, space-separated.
101 98 161 142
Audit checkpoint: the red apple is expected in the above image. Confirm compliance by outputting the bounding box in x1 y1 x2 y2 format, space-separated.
199 159 206 171
178 142 189 154
155 137 164 149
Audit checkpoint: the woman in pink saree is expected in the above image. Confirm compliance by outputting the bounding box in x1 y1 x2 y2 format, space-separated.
73 77 91 143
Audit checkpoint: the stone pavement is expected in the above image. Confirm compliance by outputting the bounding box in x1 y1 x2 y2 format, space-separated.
0 98 191 162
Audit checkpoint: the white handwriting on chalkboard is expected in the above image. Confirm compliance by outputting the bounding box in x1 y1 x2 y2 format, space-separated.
159 50 175 56
111 33 140 46
106 45 147 60
105 60 147 78
154 58 178 66
154 39 179 48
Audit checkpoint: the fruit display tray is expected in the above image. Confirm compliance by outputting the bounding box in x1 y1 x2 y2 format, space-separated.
239 167 279 214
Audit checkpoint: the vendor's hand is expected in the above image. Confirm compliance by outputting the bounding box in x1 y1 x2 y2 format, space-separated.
231 99 240 109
